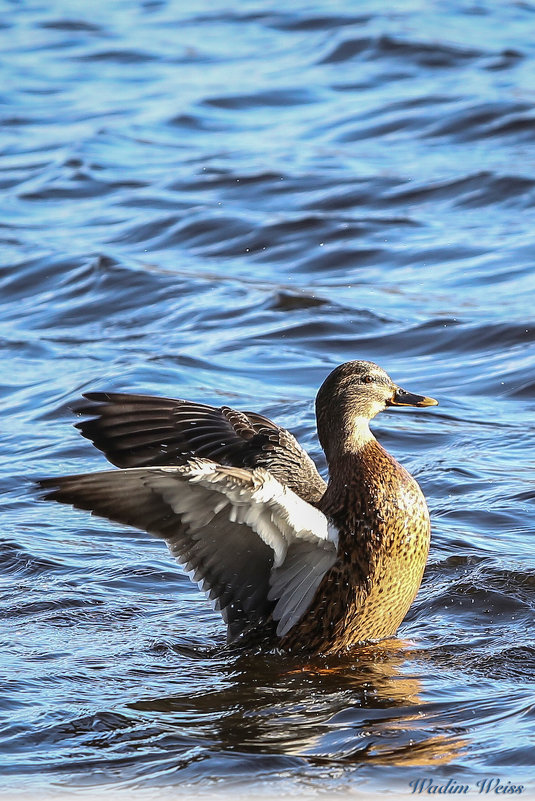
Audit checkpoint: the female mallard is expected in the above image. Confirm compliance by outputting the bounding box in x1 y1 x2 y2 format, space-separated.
39 360 437 654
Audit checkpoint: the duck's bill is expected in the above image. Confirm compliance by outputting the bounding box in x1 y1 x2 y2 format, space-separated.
388 387 438 408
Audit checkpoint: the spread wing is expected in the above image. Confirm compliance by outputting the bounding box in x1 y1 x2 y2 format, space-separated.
74 393 326 505
38 461 338 641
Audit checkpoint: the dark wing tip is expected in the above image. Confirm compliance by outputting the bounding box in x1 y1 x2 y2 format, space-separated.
34 473 121 515
34 476 64 502
72 391 153 415
81 391 112 403
80 391 178 405
70 393 108 417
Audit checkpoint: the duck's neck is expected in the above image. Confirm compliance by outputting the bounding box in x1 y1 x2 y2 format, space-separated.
319 420 409 523
320 416 375 466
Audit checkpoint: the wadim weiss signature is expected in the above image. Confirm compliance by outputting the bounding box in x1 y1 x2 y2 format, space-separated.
409 778 525 795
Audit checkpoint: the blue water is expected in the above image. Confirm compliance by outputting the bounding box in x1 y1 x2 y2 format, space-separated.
2 0 535 797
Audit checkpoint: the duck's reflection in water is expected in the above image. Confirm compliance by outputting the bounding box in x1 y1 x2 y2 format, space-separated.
128 639 466 770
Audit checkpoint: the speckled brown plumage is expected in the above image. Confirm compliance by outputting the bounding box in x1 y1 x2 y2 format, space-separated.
38 360 437 655
279 442 431 653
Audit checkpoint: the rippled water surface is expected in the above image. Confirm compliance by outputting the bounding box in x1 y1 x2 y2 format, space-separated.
2 0 535 797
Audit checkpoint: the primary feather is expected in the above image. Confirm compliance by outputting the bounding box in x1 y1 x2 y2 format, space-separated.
38 460 337 640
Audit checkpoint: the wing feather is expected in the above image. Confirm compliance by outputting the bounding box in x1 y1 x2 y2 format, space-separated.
74 393 326 504
38 461 337 641
268 542 337 637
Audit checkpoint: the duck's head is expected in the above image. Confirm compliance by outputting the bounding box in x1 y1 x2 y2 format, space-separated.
315 360 437 456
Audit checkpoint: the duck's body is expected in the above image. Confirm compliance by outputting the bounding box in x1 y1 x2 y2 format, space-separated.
282 442 430 653
39 361 437 654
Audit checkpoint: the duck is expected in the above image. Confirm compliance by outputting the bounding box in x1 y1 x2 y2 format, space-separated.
38 360 437 654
